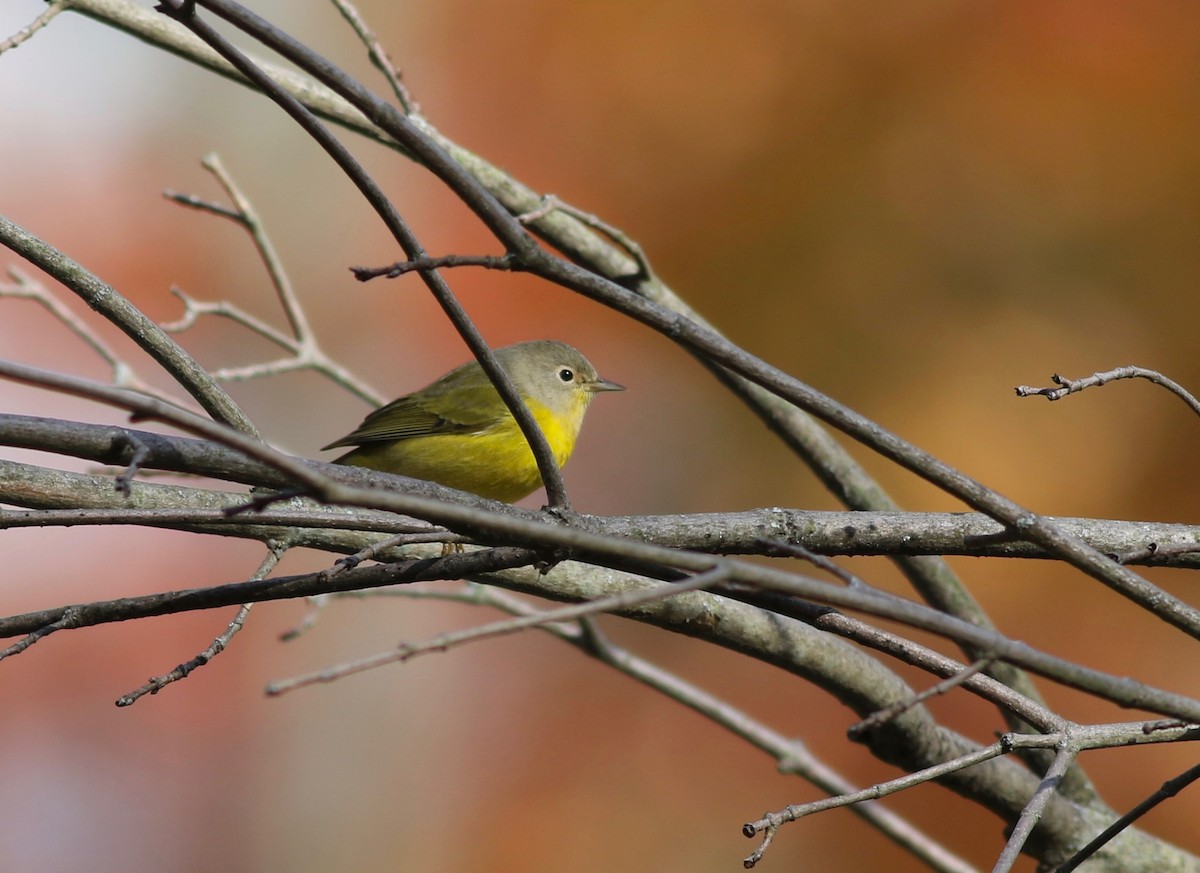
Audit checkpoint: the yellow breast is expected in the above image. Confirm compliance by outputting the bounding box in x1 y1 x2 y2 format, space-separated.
337 396 588 502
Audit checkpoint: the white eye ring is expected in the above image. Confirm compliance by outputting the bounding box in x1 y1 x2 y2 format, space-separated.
557 367 575 383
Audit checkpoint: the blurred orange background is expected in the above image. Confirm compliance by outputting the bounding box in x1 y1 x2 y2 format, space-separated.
3 1 1200 871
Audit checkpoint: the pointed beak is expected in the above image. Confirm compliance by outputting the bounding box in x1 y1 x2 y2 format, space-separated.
588 377 625 393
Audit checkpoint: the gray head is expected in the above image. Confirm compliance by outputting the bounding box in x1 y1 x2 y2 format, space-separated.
495 340 624 417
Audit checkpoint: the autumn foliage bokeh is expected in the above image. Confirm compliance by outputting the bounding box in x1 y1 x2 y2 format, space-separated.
3 2 1200 871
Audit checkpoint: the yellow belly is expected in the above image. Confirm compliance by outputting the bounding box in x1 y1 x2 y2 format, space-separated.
336 402 580 502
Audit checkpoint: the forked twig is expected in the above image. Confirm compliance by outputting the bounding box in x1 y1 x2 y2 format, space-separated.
744 722 1200 869
116 541 289 705
1016 366 1200 418
0 214 256 433
0 267 196 408
516 194 654 283
163 154 383 404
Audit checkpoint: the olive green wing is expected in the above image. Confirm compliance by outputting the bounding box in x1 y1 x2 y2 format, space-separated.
321 376 513 449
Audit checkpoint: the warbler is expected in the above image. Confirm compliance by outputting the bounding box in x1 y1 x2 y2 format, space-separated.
322 340 623 502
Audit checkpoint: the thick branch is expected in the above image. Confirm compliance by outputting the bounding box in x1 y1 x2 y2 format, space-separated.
4 452 1200 728
4 418 1200 565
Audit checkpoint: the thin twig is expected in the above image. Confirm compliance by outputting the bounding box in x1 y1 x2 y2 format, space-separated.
327 531 464 574
202 153 312 346
351 252 515 281
328 0 415 112
0 267 196 407
1016 366 1200 418
743 742 1017 867
516 194 653 284
1054 761 1200 873
0 2 65 54
277 594 331 642
0 215 257 433
1116 540 1200 564
264 565 732 695
115 542 288 705
111 432 151 497
849 659 995 738
993 744 1078 873
757 538 871 589
162 156 384 404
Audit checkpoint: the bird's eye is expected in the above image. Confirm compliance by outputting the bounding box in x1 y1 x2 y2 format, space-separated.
557 367 575 383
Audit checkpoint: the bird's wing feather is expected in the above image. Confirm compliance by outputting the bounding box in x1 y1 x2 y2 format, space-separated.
321 378 513 448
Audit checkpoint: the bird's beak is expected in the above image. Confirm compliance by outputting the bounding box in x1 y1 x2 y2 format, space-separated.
589 377 625 393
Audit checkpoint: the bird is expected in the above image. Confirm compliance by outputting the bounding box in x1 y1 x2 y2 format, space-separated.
322 340 623 502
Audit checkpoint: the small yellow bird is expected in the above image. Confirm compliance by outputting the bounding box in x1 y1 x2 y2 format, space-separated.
322 340 623 502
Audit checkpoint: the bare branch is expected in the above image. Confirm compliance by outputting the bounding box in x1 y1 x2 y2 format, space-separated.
9 415 1200 564
3 456 1199 725
0 214 256 434
0 2 65 54
328 0 415 112
351 252 515 281
1016 366 1200 418
746 723 1200 869
744 742 1010 868
997 745 1078 872
162 155 384 404
0 267 200 407
264 565 732 695
115 542 289 705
